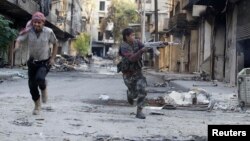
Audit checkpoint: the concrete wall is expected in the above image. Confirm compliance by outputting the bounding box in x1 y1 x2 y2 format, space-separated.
72 2 83 34
204 21 212 61
7 0 40 15
225 5 237 85
181 35 189 73
59 40 70 55
155 47 168 71
200 20 212 75
214 21 226 81
189 30 198 73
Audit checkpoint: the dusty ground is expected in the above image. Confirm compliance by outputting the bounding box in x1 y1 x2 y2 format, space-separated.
1 66 250 141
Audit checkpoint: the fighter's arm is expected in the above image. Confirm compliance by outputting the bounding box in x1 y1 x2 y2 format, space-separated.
14 34 28 52
49 31 58 65
120 42 147 62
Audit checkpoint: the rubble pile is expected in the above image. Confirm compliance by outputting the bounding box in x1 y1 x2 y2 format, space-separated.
213 94 242 112
52 54 90 72
145 88 214 111
163 88 211 106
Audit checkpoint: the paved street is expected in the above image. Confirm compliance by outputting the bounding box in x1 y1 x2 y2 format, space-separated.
1 67 250 141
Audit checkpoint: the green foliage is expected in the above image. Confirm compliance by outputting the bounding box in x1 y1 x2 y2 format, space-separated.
73 32 90 56
0 15 17 52
100 0 139 43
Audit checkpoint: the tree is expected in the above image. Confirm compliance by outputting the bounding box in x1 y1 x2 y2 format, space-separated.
0 15 17 65
82 0 96 32
81 0 96 53
100 0 139 43
73 32 90 56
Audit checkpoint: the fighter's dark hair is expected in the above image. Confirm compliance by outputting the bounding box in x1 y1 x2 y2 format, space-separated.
122 28 134 42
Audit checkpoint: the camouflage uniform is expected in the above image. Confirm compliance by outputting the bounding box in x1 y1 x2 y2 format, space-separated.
119 40 147 108
123 71 147 108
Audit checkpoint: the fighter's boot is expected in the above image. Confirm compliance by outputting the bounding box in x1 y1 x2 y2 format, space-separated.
33 97 41 115
136 107 146 119
127 90 134 105
41 88 48 103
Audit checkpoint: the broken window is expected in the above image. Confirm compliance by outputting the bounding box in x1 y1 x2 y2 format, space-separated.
100 1 105 11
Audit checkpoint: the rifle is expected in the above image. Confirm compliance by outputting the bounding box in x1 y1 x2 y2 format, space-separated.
144 41 181 56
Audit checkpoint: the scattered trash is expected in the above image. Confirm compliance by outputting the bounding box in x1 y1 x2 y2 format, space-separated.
164 89 210 106
39 132 44 139
42 106 55 112
12 118 33 126
99 94 110 101
63 130 84 136
207 100 216 112
35 118 45 121
153 82 166 87
16 72 25 78
52 54 90 72
193 83 217 87
144 106 163 110
146 96 165 106
213 94 242 112
94 135 112 141
145 89 213 111
149 112 165 115
162 104 177 110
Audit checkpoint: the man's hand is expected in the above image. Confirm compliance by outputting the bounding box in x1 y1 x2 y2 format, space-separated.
141 47 148 53
13 41 20 53
49 58 55 66
163 42 169 46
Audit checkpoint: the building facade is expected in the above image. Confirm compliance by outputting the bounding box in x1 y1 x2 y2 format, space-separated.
165 0 249 85
0 0 85 65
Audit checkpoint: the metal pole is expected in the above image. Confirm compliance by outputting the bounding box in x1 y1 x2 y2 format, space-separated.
71 0 74 35
142 0 146 43
154 0 158 41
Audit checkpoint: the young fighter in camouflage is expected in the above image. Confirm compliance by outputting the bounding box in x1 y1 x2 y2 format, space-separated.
118 28 167 119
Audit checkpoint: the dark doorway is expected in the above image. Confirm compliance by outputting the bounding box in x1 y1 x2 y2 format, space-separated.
237 39 250 73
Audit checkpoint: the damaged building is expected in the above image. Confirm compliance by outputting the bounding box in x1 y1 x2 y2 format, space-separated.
164 0 250 85
0 0 85 66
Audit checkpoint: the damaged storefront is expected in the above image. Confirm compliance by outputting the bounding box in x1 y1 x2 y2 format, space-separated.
236 0 250 78
179 0 248 86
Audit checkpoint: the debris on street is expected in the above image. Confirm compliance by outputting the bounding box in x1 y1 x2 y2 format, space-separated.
145 88 213 111
164 88 210 106
0 70 27 81
52 54 89 72
149 111 165 115
153 82 167 87
99 94 110 101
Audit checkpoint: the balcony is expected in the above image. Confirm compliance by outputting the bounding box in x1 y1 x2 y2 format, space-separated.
182 0 200 10
183 0 228 11
0 0 39 23
0 0 74 39
168 13 187 32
